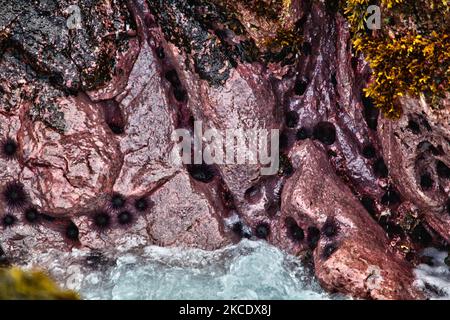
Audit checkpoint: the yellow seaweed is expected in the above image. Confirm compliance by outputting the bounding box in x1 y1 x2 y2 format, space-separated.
0 267 79 300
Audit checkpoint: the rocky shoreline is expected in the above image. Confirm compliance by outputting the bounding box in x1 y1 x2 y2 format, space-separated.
0 0 448 300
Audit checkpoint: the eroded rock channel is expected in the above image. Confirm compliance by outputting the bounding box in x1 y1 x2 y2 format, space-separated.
0 0 448 299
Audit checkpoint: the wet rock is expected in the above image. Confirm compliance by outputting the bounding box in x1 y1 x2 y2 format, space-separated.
284 8 383 202
19 93 121 214
86 38 141 102
0 52 67 132
147 172 231 250
112 41 179 196
0 220 71 266
2 0 134 92
378 97 450 241
0 0 447 301
281 141 422 299
178 56 282 225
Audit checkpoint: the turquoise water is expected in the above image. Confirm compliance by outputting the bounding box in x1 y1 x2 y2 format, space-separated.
413 248 450 299
75 240 338 300
43 240 448 300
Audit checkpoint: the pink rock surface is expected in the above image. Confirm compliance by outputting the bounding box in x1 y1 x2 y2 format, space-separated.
0 0 447 300
278 141 422 299
378 97 450 242
20 93 121 214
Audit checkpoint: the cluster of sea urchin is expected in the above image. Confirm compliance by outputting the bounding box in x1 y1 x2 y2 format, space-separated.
91 193 152 232
1 182 27 228
1 182 46 229
0 138 79 242
0 137 27 228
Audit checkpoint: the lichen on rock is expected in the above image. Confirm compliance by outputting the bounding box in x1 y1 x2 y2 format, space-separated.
344 0 449 118
0 267 79 300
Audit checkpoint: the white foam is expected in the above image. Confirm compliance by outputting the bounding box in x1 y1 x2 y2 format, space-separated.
72 240 339 300
413 247 450 299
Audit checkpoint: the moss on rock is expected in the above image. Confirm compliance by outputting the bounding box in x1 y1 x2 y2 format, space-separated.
0 267 79 300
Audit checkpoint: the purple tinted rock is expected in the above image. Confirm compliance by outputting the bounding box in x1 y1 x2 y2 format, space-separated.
280 141 422 299
378 97 450 241
0 0 447 301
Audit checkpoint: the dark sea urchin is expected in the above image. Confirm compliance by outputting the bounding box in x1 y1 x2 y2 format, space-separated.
296 127 311 140
2 214 17 227
321 218 339 238
65 222 79 241
24 207 40 224
134 197 150 212
2 182 28 208
93 211 111 230
1 137 18 160
117 210 133 225
109 193 126 210
285 217 304 242
255 222 270 239
187 164 215 183
313 122 336 146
